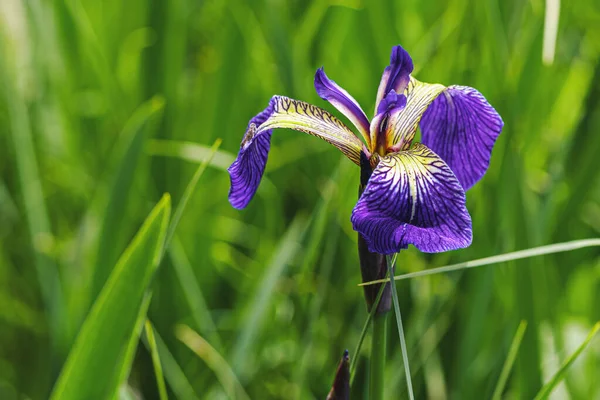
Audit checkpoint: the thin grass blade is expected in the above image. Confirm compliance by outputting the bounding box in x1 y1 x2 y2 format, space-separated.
143 329 200 400
350 274 388 383
145 320 169 400
360 239 600 286
387 254 414 400
114 294 153 393
231 214 308 379
2 53 66 356
163 139 222 251
533 322 600 400
146 139 234 171
169 236 223 351
492 321 528 400
176 324 250 400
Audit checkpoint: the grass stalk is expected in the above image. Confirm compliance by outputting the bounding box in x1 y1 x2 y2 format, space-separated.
370 312 388 400
360 239 600 286
350 274 387 383
492 321 528 400
387 254 414 400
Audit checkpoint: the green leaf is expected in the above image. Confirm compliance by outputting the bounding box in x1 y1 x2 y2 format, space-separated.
50 194 171 400
533 322 600 400
91 96 165 305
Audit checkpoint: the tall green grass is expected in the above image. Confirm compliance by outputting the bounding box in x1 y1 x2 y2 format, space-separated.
1 0 599 398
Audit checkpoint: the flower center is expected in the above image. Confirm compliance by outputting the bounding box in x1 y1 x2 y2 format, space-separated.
375 115 390 156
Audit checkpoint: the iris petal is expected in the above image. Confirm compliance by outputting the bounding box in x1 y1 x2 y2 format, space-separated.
314 68 371 145
369 90 407 154
375 45 414 112
228 102 274 209
228 96 363 209
420 86 503 190
387 77 445 150
351 142 472 254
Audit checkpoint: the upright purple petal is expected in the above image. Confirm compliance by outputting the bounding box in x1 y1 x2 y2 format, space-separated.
420 86 503 190
315 68 371 143
376 89 406 116
351 143 472 254
369 90 407 154
375 45 414 111
228 100 275 209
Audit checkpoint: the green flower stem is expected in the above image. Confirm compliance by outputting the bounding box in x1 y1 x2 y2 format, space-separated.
370 312 388 400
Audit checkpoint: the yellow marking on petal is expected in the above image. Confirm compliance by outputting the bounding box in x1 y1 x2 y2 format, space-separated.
408 157 418 222
259 96 364 165
386 77 445 150
379 143 454 225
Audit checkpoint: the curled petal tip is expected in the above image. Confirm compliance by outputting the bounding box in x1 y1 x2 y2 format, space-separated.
227 131 272 209
228 99 276 209
389 45 413 68
314 66 324 81
376 45 414 109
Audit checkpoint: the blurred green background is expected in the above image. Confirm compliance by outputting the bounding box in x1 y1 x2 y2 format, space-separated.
1 0 600 399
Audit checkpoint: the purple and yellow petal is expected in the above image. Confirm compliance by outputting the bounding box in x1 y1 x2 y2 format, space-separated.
258 96 363 163
228 96 363 209
351 143 472 254
369 90 407 155
386 77 445 151
315 68 371 145
420 86 503 190
375 45 414 111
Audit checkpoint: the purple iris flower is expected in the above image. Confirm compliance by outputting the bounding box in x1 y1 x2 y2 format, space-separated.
228 45 503 255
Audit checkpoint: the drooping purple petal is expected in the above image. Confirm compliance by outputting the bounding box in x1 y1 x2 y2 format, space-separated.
375 45 414 111
228 101 275 209
228 95 364 209
420 85 503 190
315 68 371 143
351 143 472 254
